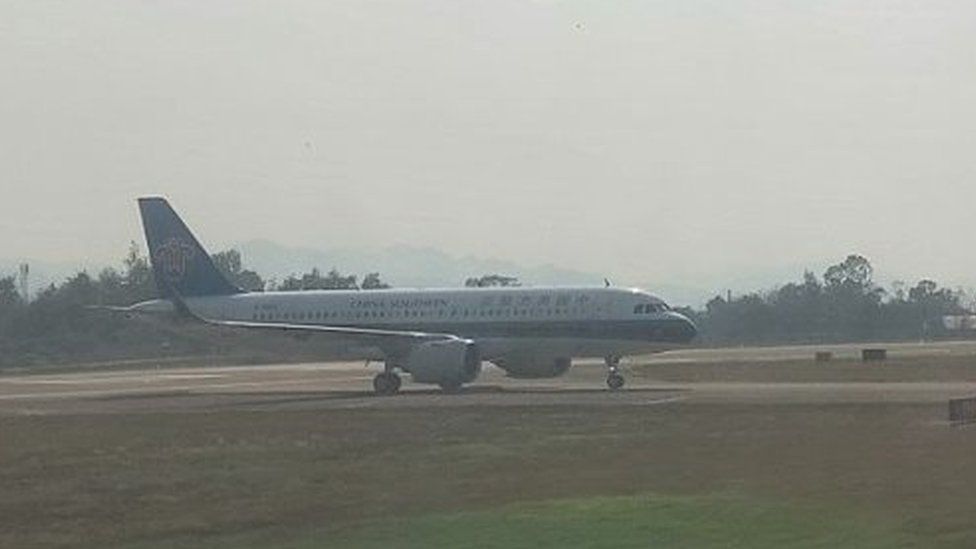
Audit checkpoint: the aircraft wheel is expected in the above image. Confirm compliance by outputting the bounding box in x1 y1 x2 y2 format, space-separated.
373 372 401 396
606 372 625 391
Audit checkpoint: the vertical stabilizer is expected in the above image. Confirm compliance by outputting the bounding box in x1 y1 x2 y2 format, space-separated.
138 197 242 298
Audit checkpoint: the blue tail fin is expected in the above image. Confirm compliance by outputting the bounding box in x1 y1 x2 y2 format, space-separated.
138 197 242 298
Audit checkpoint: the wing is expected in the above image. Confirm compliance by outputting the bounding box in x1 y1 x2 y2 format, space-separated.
87 305 143 314
166 291 460 357
192 315 457 342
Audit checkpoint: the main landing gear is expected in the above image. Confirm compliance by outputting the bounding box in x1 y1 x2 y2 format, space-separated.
605 355 625 390
373 364 402 396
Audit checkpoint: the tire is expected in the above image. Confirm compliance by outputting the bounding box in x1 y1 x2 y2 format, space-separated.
606 373 625 391
373 373 401 396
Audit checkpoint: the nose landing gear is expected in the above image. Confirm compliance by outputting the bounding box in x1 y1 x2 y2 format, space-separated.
605 355 625 390
607 372 625 390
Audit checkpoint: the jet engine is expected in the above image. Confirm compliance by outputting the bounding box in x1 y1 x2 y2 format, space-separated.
405 339 482 386
491 355 572 379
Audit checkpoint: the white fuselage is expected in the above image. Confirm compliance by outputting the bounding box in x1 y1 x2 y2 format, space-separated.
135 286 696 362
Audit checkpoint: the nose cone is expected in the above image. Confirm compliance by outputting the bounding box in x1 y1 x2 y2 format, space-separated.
668 311 698 343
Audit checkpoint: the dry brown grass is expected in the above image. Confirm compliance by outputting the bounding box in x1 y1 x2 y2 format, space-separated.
2 403 975 547
636 354 976 383
3 355 976 548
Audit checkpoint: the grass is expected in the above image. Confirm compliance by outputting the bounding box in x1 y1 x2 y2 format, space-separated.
5 352 976 548
4 402 976 548
121 493 923 549
284 493 920 549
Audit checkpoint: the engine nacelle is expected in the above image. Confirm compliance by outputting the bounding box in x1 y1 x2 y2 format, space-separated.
491 355 572 379
405 339 482 385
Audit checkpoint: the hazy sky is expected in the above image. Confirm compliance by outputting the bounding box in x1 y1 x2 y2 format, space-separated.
2 0 974 291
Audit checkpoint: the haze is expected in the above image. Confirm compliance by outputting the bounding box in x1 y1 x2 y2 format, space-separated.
2 0 973 295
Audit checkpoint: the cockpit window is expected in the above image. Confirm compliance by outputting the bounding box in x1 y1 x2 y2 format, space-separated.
633 304 645 314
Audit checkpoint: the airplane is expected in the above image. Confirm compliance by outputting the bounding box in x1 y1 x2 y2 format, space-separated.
118 197 697 395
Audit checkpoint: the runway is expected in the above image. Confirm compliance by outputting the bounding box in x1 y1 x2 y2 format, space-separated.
2 340 975 415
0 362 688 415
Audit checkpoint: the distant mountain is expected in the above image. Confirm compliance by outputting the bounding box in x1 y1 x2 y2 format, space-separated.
234 240 711 307
236 239 600 288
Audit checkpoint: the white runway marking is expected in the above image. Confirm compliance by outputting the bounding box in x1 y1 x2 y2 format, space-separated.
157 374 226 380
0 376 375 401
0 373 227 385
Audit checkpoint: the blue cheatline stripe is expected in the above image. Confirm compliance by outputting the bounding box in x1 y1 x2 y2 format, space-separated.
245 317 695 344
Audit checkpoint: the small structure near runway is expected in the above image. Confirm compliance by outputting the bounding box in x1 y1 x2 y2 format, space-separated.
814 351 833 363
861 348 887 362
949 396 976 425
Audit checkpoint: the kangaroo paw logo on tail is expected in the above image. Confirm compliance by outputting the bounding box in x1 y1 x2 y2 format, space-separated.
155 238 196 281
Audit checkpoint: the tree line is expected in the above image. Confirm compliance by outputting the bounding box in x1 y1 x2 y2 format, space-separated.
680 254 971 344
0 244 392 368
